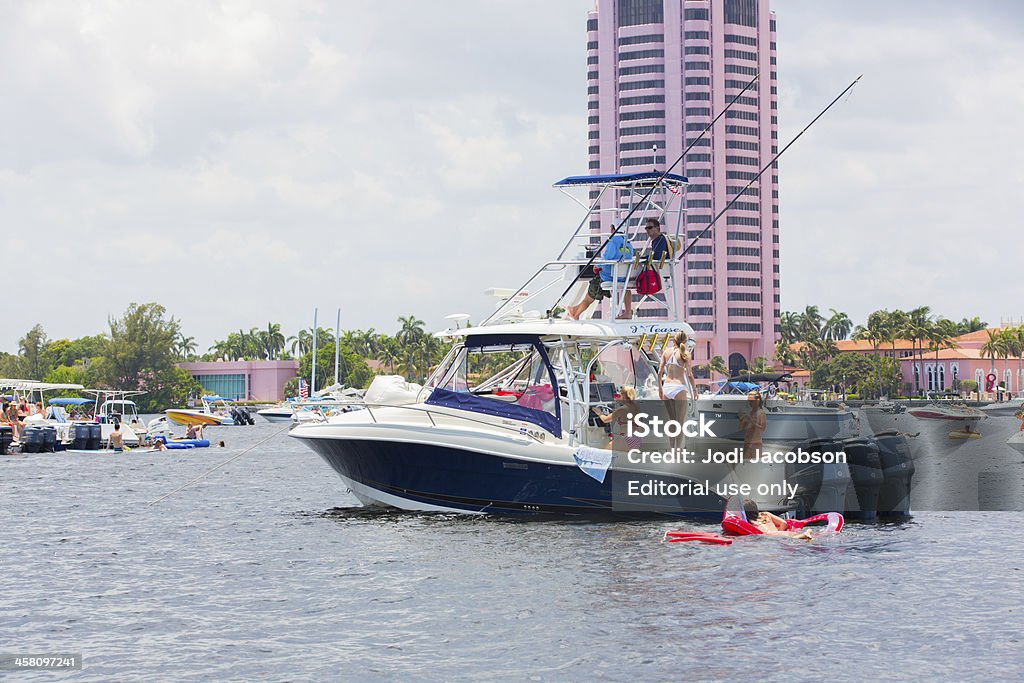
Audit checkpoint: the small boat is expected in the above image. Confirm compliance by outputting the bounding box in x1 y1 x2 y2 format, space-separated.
907 401 986 423
979 397 1024 417
166 395 238 426
257 403 294 423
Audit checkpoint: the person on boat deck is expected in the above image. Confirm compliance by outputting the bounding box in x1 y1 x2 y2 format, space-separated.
594 386 642 450
658 331 696 430
738 389 767 459
185 423 204 440
4 402 23 442
642 217 672 261
107 423 124 452
742 499 813 540
567 233 635 320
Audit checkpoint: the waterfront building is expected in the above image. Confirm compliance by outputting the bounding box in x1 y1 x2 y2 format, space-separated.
586 0 779 374
789 328 1023 399
177 360 299 402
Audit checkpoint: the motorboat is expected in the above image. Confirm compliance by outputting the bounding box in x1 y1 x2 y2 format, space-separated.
290 172 911 518
258 386 366 424
166 395 252 426
979 397 1024 418
257 403 294 423
907 400 986 424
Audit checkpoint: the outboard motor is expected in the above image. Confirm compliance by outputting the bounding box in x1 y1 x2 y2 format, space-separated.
839 437 883 521
72 423 90 450
0 425 12 455
242 408 255 425
797 437 854 515
41 426 57 453
785 459 823 519
87 423 102 450
873 430 915 518
230 407 241 424
21 426 43 454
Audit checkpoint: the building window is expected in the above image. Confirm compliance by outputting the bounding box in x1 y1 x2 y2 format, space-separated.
684 91 711 101
685 168 711 176
727 231 759 241
725 124 759 136
686 153 711 162
588 145 600 154
729 308 761 317
728 292 761 301
685 45 710 55
726 110 759 121
587 41 599 50
689 307 714 316
688 276 713 285
689 291 714 300
687 199 713 208
725 34 758 46
685 107 711 116
686 214 713 225
727 186 758 196
687 184 711 193
726 170 758 180
588 85 599 94
727 216 760 226
587 55 599 65
724 48 757 60
725 64 758 76
194 374 247 400
587 71 598 80
730 201 759 212
620 64 665 76
618 0 664 27
621 125 666 136
726 155 759 166
620 94 665 106
685 7 710 21
685 76 711 86
620 140 664 151
587 18 598 31
588 115 600 124
727 246 760 256
685 61 711 70
588 130 599 139
620 155 666 166
688 261 713 270
724 0 758 28
729 323 762 332
684 31 711 40
727 262 760 271
726 139 759 151
619 109 665 121
618 33 664 45
620 79 664 91
620 49 665 61
728 277 761 286
688 245 712 253
692 322 714 331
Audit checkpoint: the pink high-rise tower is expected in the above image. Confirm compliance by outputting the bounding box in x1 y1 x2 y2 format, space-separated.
586 0 779 374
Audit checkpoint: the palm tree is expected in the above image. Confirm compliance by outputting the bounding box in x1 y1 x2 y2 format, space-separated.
853 310 887 398
288 329 313 357
799 305 824 341
779 311 802 344
707 355 728 379
823 308 853 341
903 307 932 396
998 327 1019 395
176 333 197 361
957 316 988 335
265 323 285 360
981 329 1000 395
396 315 426 379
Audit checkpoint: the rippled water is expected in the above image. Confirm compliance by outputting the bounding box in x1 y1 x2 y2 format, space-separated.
2 418 1022 681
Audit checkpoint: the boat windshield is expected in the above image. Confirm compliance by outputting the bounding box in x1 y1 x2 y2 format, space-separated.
425 338 561 436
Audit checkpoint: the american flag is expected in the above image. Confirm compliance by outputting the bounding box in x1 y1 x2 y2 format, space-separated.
299 378 308 399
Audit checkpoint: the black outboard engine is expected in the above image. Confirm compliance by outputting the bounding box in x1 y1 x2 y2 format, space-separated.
0 425 12 455
72 423 90 450
793 437 853 516
87 423 102 450
41 426 57 453
242 408 255 425
21 426 43 454
230 407 242 425
873 430 915 518
839 437 883 521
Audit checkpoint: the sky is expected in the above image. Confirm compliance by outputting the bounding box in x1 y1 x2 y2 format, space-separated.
2 0 1023 354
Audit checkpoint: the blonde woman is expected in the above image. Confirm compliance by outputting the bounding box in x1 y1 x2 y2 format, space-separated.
658 331 696 437
595 385 642 450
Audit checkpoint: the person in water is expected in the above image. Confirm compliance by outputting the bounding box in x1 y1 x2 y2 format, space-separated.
742 499 813 540
185 423 204 439
107 423 124 452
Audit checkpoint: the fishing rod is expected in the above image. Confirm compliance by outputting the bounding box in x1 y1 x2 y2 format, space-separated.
679 74 863 258
549 73 761 311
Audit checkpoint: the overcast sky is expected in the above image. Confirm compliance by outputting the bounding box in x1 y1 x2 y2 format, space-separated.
2 1 1022 354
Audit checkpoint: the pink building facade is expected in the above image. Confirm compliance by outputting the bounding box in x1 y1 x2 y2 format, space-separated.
177 360 299 402
587 0 779 374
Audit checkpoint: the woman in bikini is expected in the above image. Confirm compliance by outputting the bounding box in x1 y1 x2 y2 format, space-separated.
658 331 696 441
